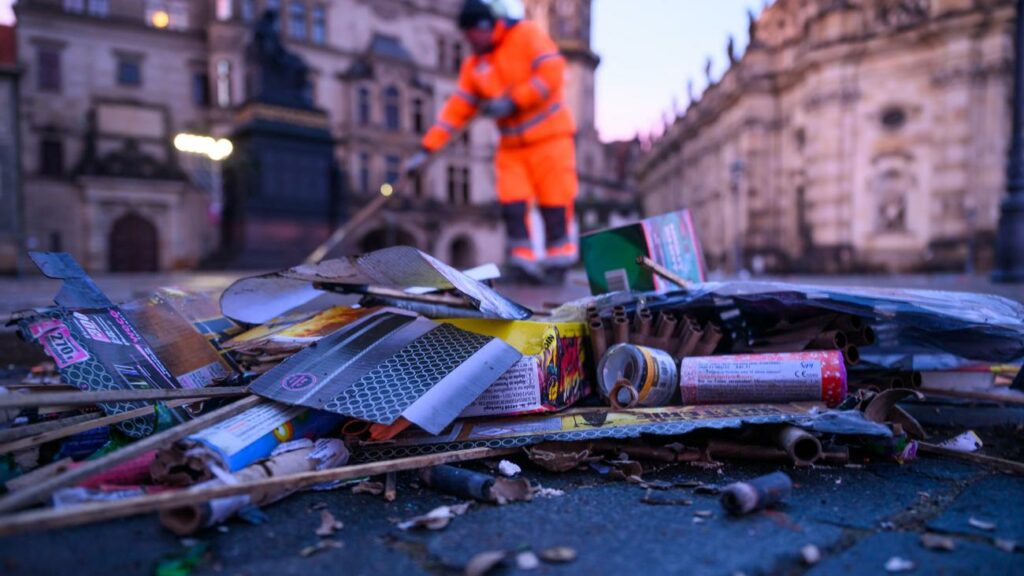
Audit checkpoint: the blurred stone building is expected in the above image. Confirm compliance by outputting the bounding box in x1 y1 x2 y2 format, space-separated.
637 0 1015 274
0 25 18 273
11 0 636 273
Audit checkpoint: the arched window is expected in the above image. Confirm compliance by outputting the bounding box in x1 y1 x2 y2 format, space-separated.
383 86 401 131
357 87 371 126
452 42 464 72
289 1 307 40
412 97 425 134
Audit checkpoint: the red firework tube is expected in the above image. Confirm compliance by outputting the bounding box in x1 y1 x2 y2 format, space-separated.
679 350 847 408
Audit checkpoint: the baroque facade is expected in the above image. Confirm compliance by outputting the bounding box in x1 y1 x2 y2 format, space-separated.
637 0 1015 273
11 0 635 273
0 25 18 273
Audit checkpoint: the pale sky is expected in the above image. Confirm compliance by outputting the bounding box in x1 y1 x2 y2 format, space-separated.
0 0 762 141
592 0 764 142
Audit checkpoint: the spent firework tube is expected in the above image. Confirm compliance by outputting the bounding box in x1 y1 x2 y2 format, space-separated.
598 343 678 408
679 351 847 408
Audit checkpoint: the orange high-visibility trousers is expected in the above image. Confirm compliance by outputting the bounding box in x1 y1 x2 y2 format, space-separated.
495 136 578 210
497 135 577 263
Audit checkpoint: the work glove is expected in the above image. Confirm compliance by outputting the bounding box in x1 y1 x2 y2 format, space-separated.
403 149 430 176
481 96 516 119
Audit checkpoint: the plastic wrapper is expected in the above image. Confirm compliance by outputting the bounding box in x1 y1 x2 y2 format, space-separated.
555 281 1024 370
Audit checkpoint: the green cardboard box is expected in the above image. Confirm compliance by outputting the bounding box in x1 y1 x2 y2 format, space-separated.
580 209 705 294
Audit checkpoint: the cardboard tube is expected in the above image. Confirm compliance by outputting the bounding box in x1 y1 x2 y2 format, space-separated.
590 320 608 363
832 316 864 333
613 316 630 344
636 309 653 337
654 313 677 339
909 371 923 388
609 379 640 409
673 319 704 359
160 440 348 535
720 471 792 515
808 330 848 350
777 426 822 466
843 345 861 366
847 327 876 346
692 323 723 356
707 441 846 466
419 465 494 502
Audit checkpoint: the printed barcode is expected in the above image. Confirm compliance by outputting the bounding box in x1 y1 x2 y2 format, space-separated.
605 269 630 293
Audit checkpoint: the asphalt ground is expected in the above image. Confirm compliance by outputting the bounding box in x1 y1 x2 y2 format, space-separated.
1 272 1022 574
0 401 1022 576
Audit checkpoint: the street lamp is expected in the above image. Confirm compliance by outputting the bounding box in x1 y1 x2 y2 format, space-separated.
993 0 1024 282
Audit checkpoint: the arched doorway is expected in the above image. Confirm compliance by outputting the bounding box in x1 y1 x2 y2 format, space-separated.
449 235 476 270
109 213 159 272
359 226 418 254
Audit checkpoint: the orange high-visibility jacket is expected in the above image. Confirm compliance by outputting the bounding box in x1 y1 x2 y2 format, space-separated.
422 19 576 151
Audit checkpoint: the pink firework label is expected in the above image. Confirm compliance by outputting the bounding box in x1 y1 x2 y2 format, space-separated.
30 320 90 368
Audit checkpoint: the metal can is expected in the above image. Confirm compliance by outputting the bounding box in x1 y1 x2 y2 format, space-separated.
679 350 847 408
597 343 678 408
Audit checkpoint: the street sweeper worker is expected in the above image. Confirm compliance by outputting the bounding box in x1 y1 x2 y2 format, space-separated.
403 0 579 277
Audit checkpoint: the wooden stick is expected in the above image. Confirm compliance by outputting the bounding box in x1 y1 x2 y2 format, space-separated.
0 395 264 514
918 442 1024 475
0 399 194 456
306 192 392 265
0 445 517 537
920 387 1024 406
0 411 104 444
636 256 691 289
0 387 250 410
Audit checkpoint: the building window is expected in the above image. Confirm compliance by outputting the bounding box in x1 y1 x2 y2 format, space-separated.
461 167 470 204
357 87 371 126
312 4 326 44
88 0 109 16
63 0 84 13
359 153 371 193
881 106 907 131
36 47 62 93
216 0 232 20
167 1 189 30
413 174 424 198
216 59 232 108
49 231 63 252
40 137 64 177
447 166 457 204
192 72 210 106
242 0 255 21
383 86 400 131
412 97 425 134
288 1 307 40
453 42 464 72
117 56 142 87
385 155 401 185
874 168 909 233
437 37 447 70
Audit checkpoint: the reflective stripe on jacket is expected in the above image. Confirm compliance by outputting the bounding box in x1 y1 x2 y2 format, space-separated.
421 19 576 151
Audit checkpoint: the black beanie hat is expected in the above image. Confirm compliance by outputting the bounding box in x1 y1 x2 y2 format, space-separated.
458 0 496 30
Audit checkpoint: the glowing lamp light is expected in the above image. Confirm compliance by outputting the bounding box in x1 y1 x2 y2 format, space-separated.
151 10 170 29
174 133 234 161
379 183 394 197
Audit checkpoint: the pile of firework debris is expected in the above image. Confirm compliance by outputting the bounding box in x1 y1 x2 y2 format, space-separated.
0 208 1023 555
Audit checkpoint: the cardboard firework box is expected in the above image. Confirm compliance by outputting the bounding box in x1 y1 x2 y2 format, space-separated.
580 209 706 294
442 319 590 418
